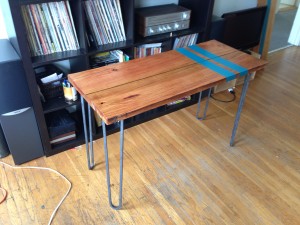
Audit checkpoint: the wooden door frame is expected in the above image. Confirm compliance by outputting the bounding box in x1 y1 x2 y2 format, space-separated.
256 0 278 59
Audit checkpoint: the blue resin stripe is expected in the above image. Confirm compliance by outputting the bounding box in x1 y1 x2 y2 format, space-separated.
188 45 248 76
176 48 236 81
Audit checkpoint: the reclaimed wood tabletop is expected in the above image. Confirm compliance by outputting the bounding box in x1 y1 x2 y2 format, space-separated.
69 40 267 125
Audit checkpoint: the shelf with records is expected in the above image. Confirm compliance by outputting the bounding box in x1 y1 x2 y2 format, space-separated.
21 1 80 57
173 33 199 49
134 24 205 45
134 43 162 58
83 0 126 47
133 39 174 58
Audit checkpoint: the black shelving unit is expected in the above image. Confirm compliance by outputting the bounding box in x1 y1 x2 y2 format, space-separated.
42 97 81 114
3 0 215 157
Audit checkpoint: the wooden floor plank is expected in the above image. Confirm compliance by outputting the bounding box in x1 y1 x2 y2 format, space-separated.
1 46 300 225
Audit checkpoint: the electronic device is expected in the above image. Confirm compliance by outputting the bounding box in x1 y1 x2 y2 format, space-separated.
221 6 267 50
136 4 191 37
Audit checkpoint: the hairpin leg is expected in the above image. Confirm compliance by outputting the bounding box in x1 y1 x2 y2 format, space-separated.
196 87 212 120
230 73 251 146
81 96 94 170
102 120 124 210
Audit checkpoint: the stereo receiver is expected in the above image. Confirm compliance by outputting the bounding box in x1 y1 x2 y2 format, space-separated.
136 4 191 37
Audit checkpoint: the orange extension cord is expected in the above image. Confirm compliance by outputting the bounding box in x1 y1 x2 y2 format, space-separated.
0 186 7 204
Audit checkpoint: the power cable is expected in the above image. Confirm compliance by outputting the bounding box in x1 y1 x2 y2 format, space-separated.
0 161 72 225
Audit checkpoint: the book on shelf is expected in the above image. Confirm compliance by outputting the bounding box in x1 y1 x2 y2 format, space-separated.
49 131 76 144
173 33 199 49
90 50 129 68
83 0 126 47
21 0 79 56
134 43 162 58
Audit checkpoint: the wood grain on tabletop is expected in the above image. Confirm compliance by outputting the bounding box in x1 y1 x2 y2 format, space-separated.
68 40 236 95
68 40 267 124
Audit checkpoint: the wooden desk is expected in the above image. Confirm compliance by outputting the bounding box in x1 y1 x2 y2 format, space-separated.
69 40 267 209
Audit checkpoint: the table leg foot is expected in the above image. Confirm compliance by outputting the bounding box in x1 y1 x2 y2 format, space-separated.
102 120 124 210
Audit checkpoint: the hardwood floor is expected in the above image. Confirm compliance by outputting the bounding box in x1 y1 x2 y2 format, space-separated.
1 46 300 225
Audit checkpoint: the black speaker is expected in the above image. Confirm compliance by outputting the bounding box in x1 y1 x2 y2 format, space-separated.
0 123 9 158
0 39 44 164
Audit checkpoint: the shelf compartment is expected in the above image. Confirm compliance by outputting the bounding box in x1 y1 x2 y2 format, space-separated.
48 130 85 156
134 27 205 46
87 40 135 56
46 108 85 156
43 97 81 114
31 49 86 67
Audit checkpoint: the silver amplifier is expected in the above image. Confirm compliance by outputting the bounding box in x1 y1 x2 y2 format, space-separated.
139 20 190 37
136 4 191 37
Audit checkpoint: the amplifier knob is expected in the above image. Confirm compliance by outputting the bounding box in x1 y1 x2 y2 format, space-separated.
149 28 154 33
158 26 163 32
167 25 171 30
182 13 188 19
174 23 179 29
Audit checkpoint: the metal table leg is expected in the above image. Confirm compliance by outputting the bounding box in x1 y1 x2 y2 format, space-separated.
230 73 251 146
81 96 94 170
196 87 212 120
102 120 124 210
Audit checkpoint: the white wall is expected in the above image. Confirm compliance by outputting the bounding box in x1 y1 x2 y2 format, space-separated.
0 5 8 39
213 0 258 17
288 5 300 45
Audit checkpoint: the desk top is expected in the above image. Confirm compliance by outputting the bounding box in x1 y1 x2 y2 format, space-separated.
69 40 267 125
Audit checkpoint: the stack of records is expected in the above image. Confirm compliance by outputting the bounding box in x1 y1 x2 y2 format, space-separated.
83 0 126 46
21 1 80 56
